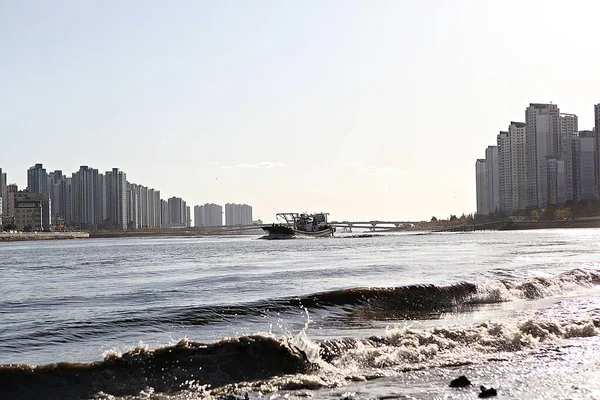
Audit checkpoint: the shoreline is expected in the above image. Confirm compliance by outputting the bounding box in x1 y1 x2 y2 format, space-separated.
0 232 90 242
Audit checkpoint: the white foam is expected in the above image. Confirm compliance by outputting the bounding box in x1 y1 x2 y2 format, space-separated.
471 268 600 304
329 314 599 374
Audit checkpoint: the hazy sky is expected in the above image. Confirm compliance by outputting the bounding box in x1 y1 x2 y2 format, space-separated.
2 1 599 222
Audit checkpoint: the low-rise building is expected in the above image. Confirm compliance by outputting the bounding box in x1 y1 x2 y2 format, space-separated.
6 189 51 231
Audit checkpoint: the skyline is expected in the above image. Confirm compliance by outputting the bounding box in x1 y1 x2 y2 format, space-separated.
3 1 600 221
475 102 600 218
0 162 258 223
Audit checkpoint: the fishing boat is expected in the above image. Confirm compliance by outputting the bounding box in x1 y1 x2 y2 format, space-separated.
262 213 335 238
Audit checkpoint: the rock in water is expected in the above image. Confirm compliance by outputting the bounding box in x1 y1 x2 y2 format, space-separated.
479 386 498 398
449 375 471 387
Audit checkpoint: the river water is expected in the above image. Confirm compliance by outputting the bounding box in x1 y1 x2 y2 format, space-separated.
1 230 600 399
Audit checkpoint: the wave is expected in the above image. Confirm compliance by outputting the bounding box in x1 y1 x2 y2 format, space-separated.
169 268 600 324
2 267 600 399
4 269 599 348
319 314 600 372
0 335 316 400
6 314 597 399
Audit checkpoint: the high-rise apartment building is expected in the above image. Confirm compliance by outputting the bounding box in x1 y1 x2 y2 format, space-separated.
71 166 102 229
125 185 161 229
205 203 223 226
105 168 128 230
140 186 148 227
509 122 527 210
0 168 7 217
153 190 161 228
525 103 561 208
195 203 223 227
577 131 596 202
64 177 72 226
48 170 69 225
497 131 511 212
126 182 139 229
27 163 49 194
167 197 186 227
225 203 253 225
485 146 499 212
194 205 204 227
559 113 578 155
565 132 596 203
475 159 488 215
161 199 169 227
546 158 566 206
148 189 156 227
497 122 527 213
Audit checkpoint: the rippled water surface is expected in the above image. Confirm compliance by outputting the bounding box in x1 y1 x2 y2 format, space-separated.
1 229 600 399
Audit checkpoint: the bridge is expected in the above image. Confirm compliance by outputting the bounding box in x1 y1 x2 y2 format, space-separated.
329 221 417 232
195 222 419 233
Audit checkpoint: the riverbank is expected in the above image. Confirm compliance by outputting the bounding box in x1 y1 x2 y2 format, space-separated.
500 218 600 230
0 232 89 242
429 218 600 232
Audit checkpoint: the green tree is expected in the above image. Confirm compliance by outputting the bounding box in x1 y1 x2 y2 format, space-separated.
554 207 572 221
2 223 16 231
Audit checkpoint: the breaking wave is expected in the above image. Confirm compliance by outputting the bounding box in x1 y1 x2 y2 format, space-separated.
172 268 600 323
0 335 316 400
4 269 600 347
319 314 600 377
5 314 597 399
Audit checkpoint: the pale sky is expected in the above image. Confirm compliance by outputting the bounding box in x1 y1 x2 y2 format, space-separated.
1 0 599 222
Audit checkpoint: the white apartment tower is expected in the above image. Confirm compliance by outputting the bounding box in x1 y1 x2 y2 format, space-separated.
194 205 205 227
525 103 560 208
497 131 511 212
71 166 101 229
167 197 186 227
559 113 578 155
509 122 528 210
475 159 488 215
0 168 7 217
497 122 527 212
48 170 69 225
205 203 223 226
225 203 253 226
485 146 499 212
161 199 169 227
105 168 128 230
27 163 49 194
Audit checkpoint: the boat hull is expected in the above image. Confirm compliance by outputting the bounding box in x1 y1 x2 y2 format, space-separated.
262 225 334 238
